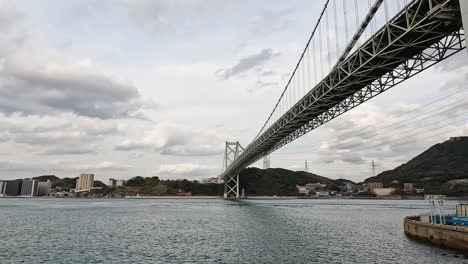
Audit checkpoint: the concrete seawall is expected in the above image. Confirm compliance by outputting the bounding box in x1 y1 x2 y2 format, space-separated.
404 216 468 251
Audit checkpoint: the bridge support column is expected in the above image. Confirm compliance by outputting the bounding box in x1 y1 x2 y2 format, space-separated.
224 173 239 198
222 141 244 199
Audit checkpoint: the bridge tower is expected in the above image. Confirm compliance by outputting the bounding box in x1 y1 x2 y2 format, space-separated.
223 141 244 198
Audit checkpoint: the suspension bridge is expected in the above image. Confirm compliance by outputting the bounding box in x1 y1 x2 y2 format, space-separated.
221 0 468 198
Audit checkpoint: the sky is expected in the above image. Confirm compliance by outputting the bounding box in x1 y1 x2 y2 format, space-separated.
0 0 467 183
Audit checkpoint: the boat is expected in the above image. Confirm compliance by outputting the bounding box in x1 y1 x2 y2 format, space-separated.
404 195 468 251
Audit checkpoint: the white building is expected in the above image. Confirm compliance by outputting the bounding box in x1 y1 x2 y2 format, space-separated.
296 185 309 195
367 182 384 189
21 179 38 197
305 183 326 191
371 188 396 197
109 178 125 188
76 174 94 191
0 181 7 197
37 180 52 196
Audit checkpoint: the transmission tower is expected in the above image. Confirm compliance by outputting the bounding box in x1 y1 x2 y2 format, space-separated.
371 160 376 177
305 160 308 172
263 155 270 169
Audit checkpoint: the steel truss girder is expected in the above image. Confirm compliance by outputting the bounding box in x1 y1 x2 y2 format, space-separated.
223 0 465 177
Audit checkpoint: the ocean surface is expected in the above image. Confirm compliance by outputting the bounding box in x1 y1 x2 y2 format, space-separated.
0 198 466 264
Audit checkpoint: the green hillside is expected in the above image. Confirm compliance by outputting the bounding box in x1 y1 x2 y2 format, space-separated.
365 137 468 196
239 167 338 196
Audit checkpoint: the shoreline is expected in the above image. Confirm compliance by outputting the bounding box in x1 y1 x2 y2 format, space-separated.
2 195 468 200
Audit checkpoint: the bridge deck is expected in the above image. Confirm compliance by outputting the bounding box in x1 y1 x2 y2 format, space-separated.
224 0 465 177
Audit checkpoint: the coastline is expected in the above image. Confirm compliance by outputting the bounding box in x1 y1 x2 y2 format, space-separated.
2 195 467 200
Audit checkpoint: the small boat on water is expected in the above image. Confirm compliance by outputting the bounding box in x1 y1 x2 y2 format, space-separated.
404 195 468 251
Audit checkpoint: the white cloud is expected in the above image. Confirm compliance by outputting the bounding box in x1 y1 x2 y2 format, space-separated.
0 113 122 155
156 163 217 179
217 48 280 80
0 2 151 119
116 124 224 156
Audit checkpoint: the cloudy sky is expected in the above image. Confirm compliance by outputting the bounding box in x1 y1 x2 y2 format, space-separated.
0 0 467 183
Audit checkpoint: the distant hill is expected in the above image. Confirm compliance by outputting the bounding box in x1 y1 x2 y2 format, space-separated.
365 137 468 196
33 175 60 182
239 167 341 196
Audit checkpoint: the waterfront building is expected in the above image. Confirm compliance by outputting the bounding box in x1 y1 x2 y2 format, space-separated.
37 180 52 196
109 178 125 188
21 179 38 197
5 179 22 196
0 181 7 197
343 183 353 192
296 185 309 195
367 182 384 189
305 183 326 191
315 191 330 197
403 183 414 192
456 204 468 217
76 174 94 191
371 188 396 197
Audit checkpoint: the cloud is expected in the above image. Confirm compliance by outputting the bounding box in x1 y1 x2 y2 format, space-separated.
0 2 151 119
441 70 468 91
0 113 122 155
156 163 217 178
217 48 279 80
0 161 37 172
74 161 132 171
124 0 172 33
0 53 148 119
115 124 224 156
341 156 366 165
0 160 132 177
314 100 468 168
124 0 235 36
251 8 295 37
435 52 468 72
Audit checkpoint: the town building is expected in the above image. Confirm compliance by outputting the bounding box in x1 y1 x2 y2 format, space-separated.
296 185 309 195
109 178 125 188
0 181 8 197
37 180 52 196
415 188 425 194
201 177 224 184
343 182 353 192
315 191 330 198
305 183 326 191
21 179 38 197
367 182 384 189
403 183 414 192
5 179 22 196
76 174 94 191
371 188 396 197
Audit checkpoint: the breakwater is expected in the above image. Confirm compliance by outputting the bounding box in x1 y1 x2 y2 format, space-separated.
404 216 468 251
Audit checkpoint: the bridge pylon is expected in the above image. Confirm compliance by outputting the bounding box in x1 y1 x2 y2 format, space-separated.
222 141 244 198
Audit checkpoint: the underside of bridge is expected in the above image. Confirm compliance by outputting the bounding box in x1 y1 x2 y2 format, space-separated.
222 0 466 198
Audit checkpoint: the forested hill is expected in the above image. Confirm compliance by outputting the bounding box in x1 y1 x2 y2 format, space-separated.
365 137 468 196
239 167 345 196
